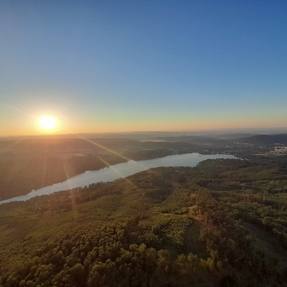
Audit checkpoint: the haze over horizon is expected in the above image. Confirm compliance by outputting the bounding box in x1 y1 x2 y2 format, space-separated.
0 0 286 136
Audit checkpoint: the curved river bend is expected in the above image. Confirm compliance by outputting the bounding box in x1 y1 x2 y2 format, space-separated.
0 153 237 205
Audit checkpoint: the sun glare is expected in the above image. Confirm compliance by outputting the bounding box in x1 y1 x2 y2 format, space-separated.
38 115 58 132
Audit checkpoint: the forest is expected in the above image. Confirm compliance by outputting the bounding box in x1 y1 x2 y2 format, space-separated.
0 156 287 287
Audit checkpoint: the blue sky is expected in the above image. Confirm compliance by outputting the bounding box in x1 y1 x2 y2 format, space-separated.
0 0 286 135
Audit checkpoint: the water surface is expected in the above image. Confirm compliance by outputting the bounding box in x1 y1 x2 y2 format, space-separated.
0 153 237 205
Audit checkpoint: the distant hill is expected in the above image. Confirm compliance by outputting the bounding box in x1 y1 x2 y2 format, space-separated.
239 134 287 145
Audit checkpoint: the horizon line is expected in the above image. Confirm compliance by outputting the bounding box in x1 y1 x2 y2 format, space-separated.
1 126 287 139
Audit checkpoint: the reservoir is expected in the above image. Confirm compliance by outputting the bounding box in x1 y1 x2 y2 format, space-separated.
0 153 237 205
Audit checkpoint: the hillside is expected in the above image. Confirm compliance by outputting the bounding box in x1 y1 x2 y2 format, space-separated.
239 134 287 146
0 159 287 287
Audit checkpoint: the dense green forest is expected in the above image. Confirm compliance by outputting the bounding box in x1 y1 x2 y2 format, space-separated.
0 157 287 287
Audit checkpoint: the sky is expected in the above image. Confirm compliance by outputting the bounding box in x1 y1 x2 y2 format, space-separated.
0 0 286 136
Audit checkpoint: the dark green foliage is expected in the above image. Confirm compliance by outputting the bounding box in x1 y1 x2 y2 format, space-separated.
1 159 287 286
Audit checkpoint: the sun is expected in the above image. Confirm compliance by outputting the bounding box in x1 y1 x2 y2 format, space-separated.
38 115 58 132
